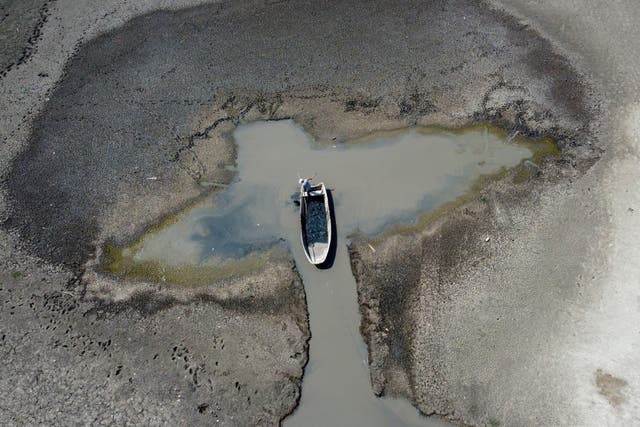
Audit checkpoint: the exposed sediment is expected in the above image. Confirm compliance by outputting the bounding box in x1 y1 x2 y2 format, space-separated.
0 0 625 425
346 6 606 424
348 125 600 424
1 239 309 425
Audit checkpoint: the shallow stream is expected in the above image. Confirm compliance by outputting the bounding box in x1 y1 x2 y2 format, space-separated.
116 120 544 425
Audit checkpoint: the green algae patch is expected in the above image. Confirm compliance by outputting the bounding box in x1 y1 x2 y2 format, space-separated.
513 134 559 182
99 240 273 286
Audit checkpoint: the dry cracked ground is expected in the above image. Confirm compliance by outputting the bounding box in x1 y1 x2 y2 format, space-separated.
1 0 639 426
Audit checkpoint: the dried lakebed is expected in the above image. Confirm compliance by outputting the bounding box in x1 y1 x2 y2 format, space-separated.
102 120 553 425
0 0 612 424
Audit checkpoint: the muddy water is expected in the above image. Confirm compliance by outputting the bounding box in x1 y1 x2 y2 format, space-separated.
132 120 535 425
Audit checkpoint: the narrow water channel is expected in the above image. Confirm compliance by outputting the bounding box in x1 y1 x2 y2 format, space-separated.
129 120 536 426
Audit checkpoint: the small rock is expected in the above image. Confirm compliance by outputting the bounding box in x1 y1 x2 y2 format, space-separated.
523 159 541 176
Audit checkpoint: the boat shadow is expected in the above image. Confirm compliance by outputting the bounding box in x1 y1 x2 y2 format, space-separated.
316 189 337 270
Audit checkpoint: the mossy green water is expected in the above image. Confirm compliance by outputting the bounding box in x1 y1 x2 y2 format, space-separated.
99 240 272 286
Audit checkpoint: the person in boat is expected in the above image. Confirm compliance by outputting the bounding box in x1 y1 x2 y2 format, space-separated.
299 177 312 194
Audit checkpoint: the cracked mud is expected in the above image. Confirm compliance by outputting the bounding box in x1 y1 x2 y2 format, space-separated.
2 0 635 426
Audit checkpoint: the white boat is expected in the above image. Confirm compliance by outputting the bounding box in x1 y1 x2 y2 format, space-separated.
299 182 332 265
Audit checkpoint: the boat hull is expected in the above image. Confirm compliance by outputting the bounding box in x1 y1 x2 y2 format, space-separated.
299 182 332 265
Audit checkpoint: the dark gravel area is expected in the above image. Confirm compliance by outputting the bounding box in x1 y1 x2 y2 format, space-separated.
0 0 50 78
303 196 328 245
